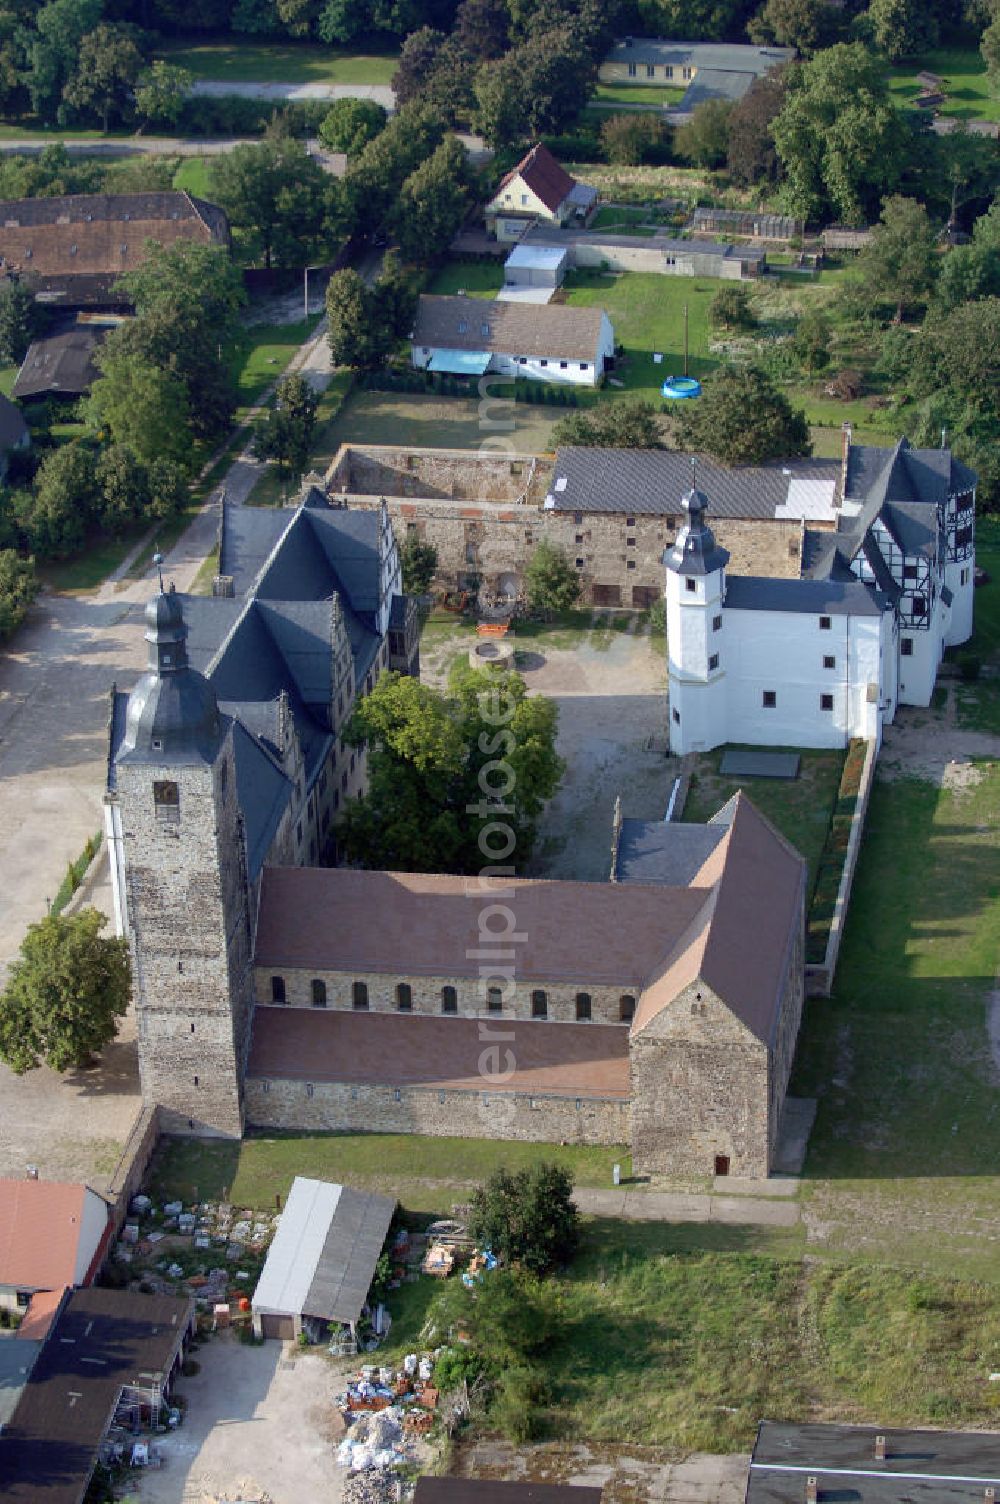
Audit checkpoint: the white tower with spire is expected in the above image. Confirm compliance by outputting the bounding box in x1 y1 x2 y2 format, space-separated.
664 468 730 756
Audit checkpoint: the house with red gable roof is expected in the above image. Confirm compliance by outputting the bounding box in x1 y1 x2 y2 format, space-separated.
485 143 597 241
0 1178 111 1341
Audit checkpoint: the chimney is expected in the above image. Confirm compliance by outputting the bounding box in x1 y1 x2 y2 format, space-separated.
984 1489 995 1503
874 1435 886 1462
805 1477 818 1504
840 421 853 502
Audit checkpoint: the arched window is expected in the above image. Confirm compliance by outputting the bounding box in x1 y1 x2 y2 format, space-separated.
619 993 636 1022
441 985 458 1014
531 990 548 1018
397 983 413 1011
311 979 327 1008
487 987 502 1014
352 981 369 1010
271 976 285 1004
575 992 592 1021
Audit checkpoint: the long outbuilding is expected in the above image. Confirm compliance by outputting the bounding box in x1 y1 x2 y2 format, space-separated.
251 1176 395 1340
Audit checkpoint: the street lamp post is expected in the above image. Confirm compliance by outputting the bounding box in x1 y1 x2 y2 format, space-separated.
303 264 324 322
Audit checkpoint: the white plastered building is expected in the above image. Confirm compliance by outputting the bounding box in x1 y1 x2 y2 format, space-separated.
666 435 976 755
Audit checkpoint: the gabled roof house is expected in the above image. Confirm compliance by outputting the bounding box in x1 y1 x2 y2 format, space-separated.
485 143 597 233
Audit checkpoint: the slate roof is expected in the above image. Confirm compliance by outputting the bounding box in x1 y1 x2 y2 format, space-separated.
845 437 976 507
412 295 607 362
747 1420 1000 1503
681 67 764 105
415 1482 604 1503
492 143 578 215
0 191 229 306
616 818 726 885
549 447 838 518
12 327 103 399
604 38 794 72
231 722 293 882
0 1289 192 1504
724 575 886 617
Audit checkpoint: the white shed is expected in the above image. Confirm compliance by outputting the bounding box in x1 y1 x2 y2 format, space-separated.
504 244 568 290
251 1178 395 1341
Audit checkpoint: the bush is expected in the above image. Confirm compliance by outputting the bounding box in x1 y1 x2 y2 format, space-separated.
468 1161 579 1273
491 1364 549 1441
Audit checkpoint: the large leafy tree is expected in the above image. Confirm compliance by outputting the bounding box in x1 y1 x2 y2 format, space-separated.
726 68 789 185
523 539 582 617
344 100 446 233
86 354 192 471
0 279 41 365
468 1163 580 1274
23 0 101 122
62 22 144 131
772 43 912 223
393 136 471 262
675 98 733 168
253 372 319 480
747 0 838 53
400 533 438 594
134 60 193 130
21 443 100 559
0 909 131 1075
674 364 811 466
317 97 387 155
865 0 938 60
211 132 334 268
335 668 563 873
455 0 509 57
855 195 939 321
325 267 391 370
110 241 245 440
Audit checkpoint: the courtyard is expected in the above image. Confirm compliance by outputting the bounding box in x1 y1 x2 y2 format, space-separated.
134 1332 349 1504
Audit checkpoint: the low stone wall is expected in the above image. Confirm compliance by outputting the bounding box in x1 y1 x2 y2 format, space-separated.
245 1076 629 1144
805 736 878 998
100 1102 162 1242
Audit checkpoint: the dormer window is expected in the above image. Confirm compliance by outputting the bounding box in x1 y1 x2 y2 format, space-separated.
457 320 468 334
481 323 490 337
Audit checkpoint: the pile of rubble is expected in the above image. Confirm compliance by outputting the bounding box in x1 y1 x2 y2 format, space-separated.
343 1470 402 1504
335 1355 439 1491
113 1195 281 1311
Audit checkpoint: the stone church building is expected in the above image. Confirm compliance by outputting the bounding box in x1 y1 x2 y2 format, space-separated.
106 487 806 1175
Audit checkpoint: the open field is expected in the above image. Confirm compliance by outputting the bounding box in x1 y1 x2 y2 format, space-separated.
229 316 316 409
682 745 845 895
426 261 505 298
172 155 218 198
319 385 564 452
158 39 398 85
887 47 1000 122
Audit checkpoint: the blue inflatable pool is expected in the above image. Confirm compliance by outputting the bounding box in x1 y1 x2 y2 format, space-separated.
661 376 702 399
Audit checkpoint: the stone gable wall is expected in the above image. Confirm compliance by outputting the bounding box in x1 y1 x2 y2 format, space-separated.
244 1075 629 1144
629 979 771 1177
254 966 639 1026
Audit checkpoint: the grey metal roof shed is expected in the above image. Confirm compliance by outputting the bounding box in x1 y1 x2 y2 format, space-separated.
252 1178 395 1339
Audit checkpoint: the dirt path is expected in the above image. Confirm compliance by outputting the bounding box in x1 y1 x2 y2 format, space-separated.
878 686 1000 790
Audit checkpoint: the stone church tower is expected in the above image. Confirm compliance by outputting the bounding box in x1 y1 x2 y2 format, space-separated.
664 475 730 757
113 585 252 1137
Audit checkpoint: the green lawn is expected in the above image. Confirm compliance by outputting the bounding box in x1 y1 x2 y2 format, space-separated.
320 386 563 454
425 261 505 299
886 48 1000 122
172 156 218 199
228 317 317 410
158 39 397 85
146 1131 630 1214
0 364 17 397
559 269 716 399
589 204 661 233
952 516 1000 732
590 82 686 107
682 745 845 895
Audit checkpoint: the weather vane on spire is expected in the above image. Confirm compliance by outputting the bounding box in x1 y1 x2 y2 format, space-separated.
153 552 165 594
690 455 697 490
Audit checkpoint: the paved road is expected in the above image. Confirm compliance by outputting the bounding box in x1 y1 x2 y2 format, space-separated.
573 1186 800 1227
192 79 395 108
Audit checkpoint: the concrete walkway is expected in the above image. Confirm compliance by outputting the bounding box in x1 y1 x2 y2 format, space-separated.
573 1186 800 1227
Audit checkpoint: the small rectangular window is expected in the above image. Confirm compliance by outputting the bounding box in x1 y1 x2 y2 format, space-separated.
712 614 722 631
540 359 548 367
819 616 832 630
672 707 680 723
708 653 719 670
352 981 369 1010
901 637 913 656
763 690 776 708
153 780 180 824
628 61 637 76
487 987 503 1013
685 578 697 593
626 560 636 570
821 693 834 711
531 990 548 1018
576 992 591 1021
441 985 458 1014
396 983 412 1011
576 557 584 568
903 563 918 580
579 362 589 371
271 976 286 1004
627 537 636 547
823 655 835 669
646 63 655 77
626 516 636 527
560 360 568 369
912 595 927 617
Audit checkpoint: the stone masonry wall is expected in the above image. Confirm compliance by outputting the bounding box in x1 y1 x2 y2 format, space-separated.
629 980 771 1177
254 967 638 1026
245 1075 629 1144
768 878 806 1157
326 447 551 506
344 494 804 608
117 732 251 1139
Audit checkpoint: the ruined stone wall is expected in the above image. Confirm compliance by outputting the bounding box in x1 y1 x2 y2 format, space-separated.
628 980 771 1178
326 447 551 506
341 494 804 607
254 967 638 1026
767 882 806 1160
117 731 251 1138
245 1075 629 1144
